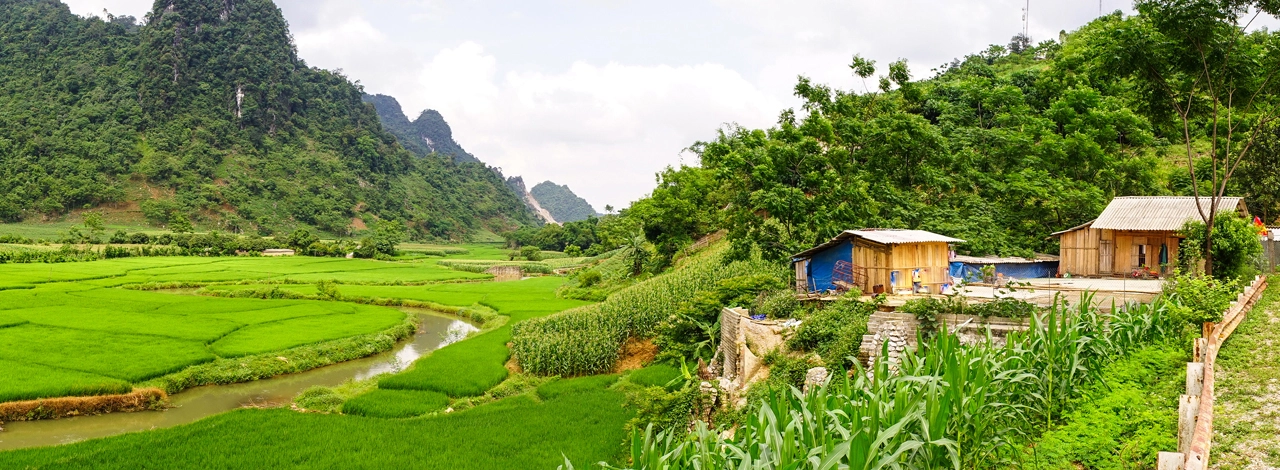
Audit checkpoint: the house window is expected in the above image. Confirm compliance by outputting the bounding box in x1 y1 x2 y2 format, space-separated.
1137 244 1148 267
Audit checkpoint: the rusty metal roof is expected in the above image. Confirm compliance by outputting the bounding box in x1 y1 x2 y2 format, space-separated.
792 229 965 259
1091 197 1245 231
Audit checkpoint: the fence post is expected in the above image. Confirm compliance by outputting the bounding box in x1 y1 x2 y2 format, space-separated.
1178 394 1200 455
1158 452 1186 470
1186 362 1204 398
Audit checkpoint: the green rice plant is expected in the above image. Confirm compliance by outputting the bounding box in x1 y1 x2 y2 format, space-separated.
146 318 414 394
626 364 682 389
0 360 132 402
341 389 450 418
0 376 633 469
210 308 406 357
0 325 213 383
378 325 513 397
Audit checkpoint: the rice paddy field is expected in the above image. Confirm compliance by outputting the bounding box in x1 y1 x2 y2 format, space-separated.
0 245 634 468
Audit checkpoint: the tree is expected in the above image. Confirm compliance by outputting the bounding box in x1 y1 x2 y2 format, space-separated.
1008 33 1032 54
1179 211 1264 280
1104 0 1280 275
169 213 193 234
359 220 406 257
285 228 319 251
82 212 105 241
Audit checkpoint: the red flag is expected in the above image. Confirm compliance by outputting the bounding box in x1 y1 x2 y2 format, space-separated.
1255 216 1265 227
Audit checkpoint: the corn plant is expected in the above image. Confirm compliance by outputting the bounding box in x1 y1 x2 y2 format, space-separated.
591 293 1183 469
514 242 780 376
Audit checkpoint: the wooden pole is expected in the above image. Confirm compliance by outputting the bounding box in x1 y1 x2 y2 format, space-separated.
1159 452 1186 470
1186 363 1204 398
1178 394 1200 454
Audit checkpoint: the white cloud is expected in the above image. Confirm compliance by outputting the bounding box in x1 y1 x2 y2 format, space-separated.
60 0 150 19
397 45 780 210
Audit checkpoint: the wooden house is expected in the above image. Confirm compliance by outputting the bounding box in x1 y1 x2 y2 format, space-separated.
792 229 964 295
1051 196 1247 277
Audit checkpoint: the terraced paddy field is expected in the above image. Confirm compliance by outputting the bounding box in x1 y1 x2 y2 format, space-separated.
0 248 633 468
0 256 492 403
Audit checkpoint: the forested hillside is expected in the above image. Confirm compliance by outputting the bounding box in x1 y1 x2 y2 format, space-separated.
362 94 480 164
530 181 598 223
0 0 532 238
617 13 1280 262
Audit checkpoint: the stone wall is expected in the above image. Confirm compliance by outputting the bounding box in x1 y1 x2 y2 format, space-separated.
858 312 1031 365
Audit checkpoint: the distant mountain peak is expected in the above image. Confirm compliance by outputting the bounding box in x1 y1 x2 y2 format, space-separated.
363 94 479 164
530 181 598 223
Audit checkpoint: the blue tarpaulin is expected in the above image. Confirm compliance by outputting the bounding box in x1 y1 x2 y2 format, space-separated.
949 259 1060 282
799 240 852 292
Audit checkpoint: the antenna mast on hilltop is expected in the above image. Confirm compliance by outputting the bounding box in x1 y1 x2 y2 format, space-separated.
1022 0 1030 37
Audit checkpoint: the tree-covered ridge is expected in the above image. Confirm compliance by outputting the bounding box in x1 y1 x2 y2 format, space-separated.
530 181 598 223
0 0 532 239
621 13 1280 261
362 94 480 164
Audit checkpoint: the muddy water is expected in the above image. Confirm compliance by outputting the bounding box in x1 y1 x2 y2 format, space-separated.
0 312 478 451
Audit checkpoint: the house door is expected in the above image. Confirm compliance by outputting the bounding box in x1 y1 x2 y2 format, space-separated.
1099 241 1114 274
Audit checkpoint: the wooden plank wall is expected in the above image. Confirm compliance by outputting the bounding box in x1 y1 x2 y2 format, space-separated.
1060 227 1183 277
1059 226 1101 276
853 241 952 292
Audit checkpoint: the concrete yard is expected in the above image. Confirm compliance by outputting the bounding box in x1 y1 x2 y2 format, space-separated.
954 278 1163 309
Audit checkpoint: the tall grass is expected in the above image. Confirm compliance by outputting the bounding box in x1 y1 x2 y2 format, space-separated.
601 294 1181 469
513 243 779 376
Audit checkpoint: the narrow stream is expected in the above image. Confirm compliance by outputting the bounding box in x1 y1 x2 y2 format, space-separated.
0 312 478 451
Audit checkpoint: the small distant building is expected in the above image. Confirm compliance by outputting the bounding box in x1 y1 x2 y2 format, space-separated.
948 254 1060 282
1051 196 1247 277
792 229 965 295
262 249 296 257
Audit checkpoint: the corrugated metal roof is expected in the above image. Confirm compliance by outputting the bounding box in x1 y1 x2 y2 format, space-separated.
1092 197 1245 231
792 229 964 259
846 229 965 245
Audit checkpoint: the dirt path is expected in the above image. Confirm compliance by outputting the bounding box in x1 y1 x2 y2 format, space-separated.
1212 278 1280 469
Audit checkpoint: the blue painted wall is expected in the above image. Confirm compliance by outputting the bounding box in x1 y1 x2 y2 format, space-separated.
801 240 852 292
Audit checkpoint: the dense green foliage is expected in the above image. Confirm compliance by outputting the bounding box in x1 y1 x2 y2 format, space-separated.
1161 270 1242 327
1029 345 1182 470
0 0 530 238
531 181 599 223
785 299 877 371
1179 212 1265 280
603 4 1280 264
512 242 781 376
599 296 1185 469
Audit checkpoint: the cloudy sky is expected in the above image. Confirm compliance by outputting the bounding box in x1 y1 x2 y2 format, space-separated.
61 0 1276 211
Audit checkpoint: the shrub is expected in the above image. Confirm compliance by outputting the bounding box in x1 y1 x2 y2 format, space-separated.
1163 271 1239 326
755 289 800 319
578 270 602 288
521 245 543 261
786 299 874 370
1180 212 1265 280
